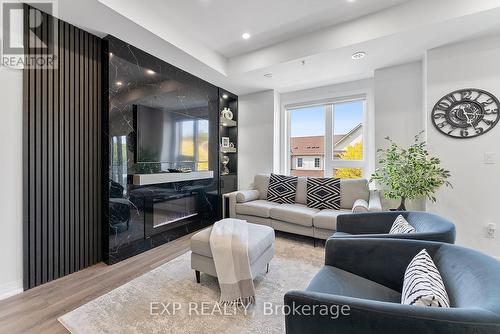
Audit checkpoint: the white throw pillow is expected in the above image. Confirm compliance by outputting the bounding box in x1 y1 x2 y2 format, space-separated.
389 215 416 234
401 249 450 307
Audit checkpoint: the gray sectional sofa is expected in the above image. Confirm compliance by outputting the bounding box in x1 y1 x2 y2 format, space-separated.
228 174 382 240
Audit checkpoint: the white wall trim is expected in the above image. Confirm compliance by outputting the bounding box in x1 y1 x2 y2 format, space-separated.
0 280 23 301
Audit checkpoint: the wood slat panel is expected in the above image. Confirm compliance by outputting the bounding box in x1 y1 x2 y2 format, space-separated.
23 5 105 289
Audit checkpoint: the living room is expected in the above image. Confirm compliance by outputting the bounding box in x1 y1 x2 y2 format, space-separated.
1 0 500 333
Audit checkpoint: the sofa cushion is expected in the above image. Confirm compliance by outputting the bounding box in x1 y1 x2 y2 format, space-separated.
307 266 401 303
313 209 351 230
307 177 341 210
295 177 308 205
190 224 275 264
254 174 271 200
235 200 279 218
270 204 320 227
340 179 369 209
267 174 298 204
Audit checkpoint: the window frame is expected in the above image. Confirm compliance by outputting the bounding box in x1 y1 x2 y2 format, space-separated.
285 94 368 178
297 157 303 168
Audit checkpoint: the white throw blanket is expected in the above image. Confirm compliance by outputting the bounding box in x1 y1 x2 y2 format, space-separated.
209 219 255 306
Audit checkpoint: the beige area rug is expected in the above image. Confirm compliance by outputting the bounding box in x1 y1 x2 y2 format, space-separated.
59 236 324 334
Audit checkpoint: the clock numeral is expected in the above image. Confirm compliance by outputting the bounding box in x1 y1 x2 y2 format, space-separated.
437 122 448 129
485 108 498 115
460 90 473 101
481 98 495 107
460 129 469 137
433 113 445 119
483 119 495 126
476 127 484 135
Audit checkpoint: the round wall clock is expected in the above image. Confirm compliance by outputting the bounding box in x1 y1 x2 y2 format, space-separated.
431 89 499 138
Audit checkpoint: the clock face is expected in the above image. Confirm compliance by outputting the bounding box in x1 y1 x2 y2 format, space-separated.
431 89 499 138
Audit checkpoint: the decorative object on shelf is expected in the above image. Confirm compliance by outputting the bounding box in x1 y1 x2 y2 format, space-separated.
221 136 230 148
221 107 233 120
431 88 499 138
229 142 235 148
221 155 230 175
370 131 452 211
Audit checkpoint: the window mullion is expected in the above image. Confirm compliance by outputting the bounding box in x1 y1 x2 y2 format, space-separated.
324 104 333 177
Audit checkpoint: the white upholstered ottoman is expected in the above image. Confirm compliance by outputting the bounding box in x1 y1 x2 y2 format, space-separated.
190 222 275 283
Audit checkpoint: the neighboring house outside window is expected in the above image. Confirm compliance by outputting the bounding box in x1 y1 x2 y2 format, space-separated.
288 99 365 179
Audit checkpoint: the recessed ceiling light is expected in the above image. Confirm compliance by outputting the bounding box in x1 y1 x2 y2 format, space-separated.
116 81 123 86
242 32 251 40
347 0 357 3
109 52 113 57
222 94 229 99
352 51 366 60
146 69 155 75
264 73 273 78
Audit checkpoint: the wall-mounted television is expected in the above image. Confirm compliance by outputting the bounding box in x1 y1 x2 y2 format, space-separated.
133 104 209 171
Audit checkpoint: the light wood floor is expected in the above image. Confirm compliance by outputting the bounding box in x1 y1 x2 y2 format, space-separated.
0 233 194 334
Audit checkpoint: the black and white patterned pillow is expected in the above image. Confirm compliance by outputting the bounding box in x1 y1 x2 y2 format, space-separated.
267 174 298 204
402 249 450 308
389 215 416 234
306 178 341 210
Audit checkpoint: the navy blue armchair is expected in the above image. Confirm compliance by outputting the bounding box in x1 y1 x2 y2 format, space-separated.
334 211 456 244
285 238 500 334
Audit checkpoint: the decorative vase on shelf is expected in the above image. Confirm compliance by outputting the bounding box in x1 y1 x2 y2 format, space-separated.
221 107 233 120
221 155 230 175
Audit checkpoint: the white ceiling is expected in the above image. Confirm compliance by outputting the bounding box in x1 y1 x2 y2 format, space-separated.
94 0 500 95
138 0 410 58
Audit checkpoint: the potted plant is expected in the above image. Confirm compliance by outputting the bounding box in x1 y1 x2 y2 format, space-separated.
370 131 452 211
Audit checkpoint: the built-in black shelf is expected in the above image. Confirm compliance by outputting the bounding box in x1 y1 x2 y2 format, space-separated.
218 89 238 198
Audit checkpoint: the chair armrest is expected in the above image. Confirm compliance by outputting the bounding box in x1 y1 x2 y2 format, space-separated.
336 211 402 234
284 290 492 334
235 189 260 203
368 190 382 212
324 238 444 291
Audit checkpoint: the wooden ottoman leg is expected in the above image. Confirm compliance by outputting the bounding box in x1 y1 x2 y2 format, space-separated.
195 270 200 283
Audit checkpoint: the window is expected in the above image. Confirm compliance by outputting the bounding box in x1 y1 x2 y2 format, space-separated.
289 105 325 177
288 98 366 179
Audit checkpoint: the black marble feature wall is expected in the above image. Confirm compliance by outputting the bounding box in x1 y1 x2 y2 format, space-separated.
104 36 220 264
23 6 105 289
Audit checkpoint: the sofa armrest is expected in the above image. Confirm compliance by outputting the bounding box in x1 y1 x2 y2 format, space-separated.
368 190 382 212
324 238 444 291
351 199 369 213
227 189 260 218
235 189 260 203
284 290 491 334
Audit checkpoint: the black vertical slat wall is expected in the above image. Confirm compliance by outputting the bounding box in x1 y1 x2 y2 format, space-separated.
23 5 106 289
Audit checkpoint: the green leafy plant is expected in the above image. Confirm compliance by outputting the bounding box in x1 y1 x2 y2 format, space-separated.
370 131 451 210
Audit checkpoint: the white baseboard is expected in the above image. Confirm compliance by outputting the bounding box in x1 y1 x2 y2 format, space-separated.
0 280 23 301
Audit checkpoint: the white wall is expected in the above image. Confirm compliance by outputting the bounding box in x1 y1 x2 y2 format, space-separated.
238 90 277 189
425 35 500 258
0 67 23 299
374 62 425 210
